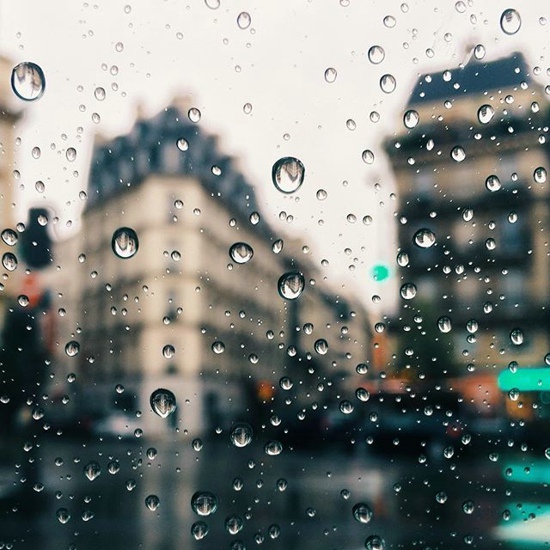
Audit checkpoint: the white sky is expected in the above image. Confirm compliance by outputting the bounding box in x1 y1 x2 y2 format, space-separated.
1 0 548 312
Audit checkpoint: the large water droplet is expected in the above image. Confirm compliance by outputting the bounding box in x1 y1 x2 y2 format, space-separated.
365 535 386 550
191 491 218 516
211 341 225 354
314 338 329 355
11 62 45 101
150 388 177 418
485 175 501 192
145 495 160 511
230 423 253 447
362 149 375 164
112 227 139 259
380 74 396 94
437 316 452 333
264 440 283 456
2 252 18 271
368 45 385 64
191 521 209 540
65 341 80 357
413 228 436 248
534 167 547 184
477 104 494 124
500 9 521 35
352 502 373 524
272 157 305 194
1 229 17 246
237 11 251 29
450 146 466 162
403 110 419 129
400 283 417 300
229 242 254 264
278 272 305 300
510 328 524 346
84 461 101 481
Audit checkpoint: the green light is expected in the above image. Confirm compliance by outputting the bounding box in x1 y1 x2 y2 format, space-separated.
371 264 390 282
498 367 550 392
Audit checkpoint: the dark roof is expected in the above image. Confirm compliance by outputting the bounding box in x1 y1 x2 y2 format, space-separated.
408 52 532 106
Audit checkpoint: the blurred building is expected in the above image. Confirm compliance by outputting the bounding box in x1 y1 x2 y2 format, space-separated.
52 103 371 435
385 51 550 418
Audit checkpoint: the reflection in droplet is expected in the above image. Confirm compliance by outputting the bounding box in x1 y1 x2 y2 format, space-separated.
450 146 466 162
500 8 521 35
324 67 337 83
65 341 80 357
314 338 329 355
204 0 220 8
230 423 253 448
437 316 452 333
111 227 139 259
278 272 305 300
150 388 177 418
272 157 305 194
477 104 494 124
84 461 101 481
534 167 547 184
191 491 219 516
352 502 373 524
237 12 251 29
485 175 501 192
145 495 160 511
380 74 396 94
510 328 524 346
400 283 417 300
11 62 45 101
413 228 436 248
229 242 254 264
368 45 385 64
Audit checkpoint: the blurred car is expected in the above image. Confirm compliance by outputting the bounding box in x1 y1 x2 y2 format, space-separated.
92 412 142 440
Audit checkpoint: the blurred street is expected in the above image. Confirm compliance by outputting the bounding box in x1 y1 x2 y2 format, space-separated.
0 432 541 549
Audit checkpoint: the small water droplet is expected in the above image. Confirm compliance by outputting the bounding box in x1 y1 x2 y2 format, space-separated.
188 108 201 123
176 138 189 151
400 283 417 300
230 423 253 447
191 521 209 540
145 495 160 511
314 338 328 355
534 167 547 184
229 242 254 264
2 252 18 271
191 491 218 516
272 157 305 193
264 440 283 456
355 388 370 402
352 502 373 524
510 328 524 346
365 535 386 550
462 208 474 221
204 0 220 8
225 515 244 535
237 12 251 29
162 344 175 359
1 229 17 246
324 67 337 83
450 146 466 162
380 74 396 94
150 388 177 418
211 341 225 354
66 147 77 162
413 228 436 248
279 376 293 390
65 341 80 357
508 388 520 401
94 86 106 101
84 461 101 481
111 227 139 259
278 272 305 300
485 175 501 192
368 45 385 64
57 508 71 524
462 500 475 514
339 400 354 414
396 251 409 267
466 319 479 333
500 9 521 35
362 149 375 164
477 104 494 124
11 62 45 101
403 110 419 129
438 316 452 333
436 491 448 504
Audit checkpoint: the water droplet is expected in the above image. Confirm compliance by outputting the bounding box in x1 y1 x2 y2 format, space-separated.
65 341 80 357
94 86 106 101
191 521 209 540
230 423 253 447
413 228 436 248
211 341 225 354
485 175 501 192
264 440 283 456
111 227 139 259
462 208 474 221
57 508 71 524
346 119 356 131
356 363 368 375
477 104 494 124
362 149 375 164
368 45 385 64
340 400 354 414
474 44 486 60
462 500 475 514
380 74 396 94
229 242 254 264
534 167 547 184
108 461 120 474
11 62 45 101
150 388 177 418
508 388 520 401
188 108 201 123
545 448 550 460
243 102 253 114
450 146 466 162
1 229 17 246
162 344 175 359
272 239 284 254
466 319 478 333
176 138 189 151
397 251 409 267
84 461 101 481
145 495 160 511
355 388 370 402
400 283 417 300
314 338 328 355
66 147 77 162
2 252 18 271
237 12 251 29
225 515 244 535
191 491 218 516
383 15 396 27
279 376 293 390
510 328 524 346
352 502 373 524
403 110 419 129
35 180 45 193
205 0 220 8
31 146 41 159
278 272 305 300
365 535 386 550
437 316 452 333
500 9 521 35
272 157 305 194
436 491 448 504
324 67 337 83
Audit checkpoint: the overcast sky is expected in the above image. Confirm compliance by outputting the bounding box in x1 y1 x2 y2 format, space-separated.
0 1 548 312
